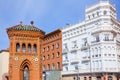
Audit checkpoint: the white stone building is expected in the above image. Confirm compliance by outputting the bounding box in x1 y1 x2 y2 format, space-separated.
62 0 120 80
0 50 9 80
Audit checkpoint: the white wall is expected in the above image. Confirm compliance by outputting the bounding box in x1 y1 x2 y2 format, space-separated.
0 50 9 80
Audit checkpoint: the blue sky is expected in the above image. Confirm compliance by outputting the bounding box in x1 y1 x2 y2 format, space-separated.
0 0 120 50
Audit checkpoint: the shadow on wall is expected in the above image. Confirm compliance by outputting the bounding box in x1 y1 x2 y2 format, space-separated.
2 73 8 80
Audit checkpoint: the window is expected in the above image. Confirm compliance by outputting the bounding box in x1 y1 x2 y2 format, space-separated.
64 43 67 49
52 53 54 59
24 66 29 80
57 52 60 58
48 64 50 70
96 36 100 42
65 67 68 71
28 44 31 53
43 48 45 52
57 62 60 70
75 65 78 70
83 38 87 46
56 43 60 48
52 45 54 50
33 44 37 53
104 11 107 15
16 43 20 52
104 34 109 41
52 63 55 70
97 12 99 16
47 54 50 60
47 46 50 51
72 41 77 48
43 56 45 60
43 65 46 70
108 76 112 80
22 43 26 52
65 55 68 60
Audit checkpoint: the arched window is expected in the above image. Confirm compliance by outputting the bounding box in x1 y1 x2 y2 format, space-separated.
57 52 60 58
108 76 112 80
57 62 60 70
33 44 37 53
28 44 31 53
22 44 26 52
48 64 50 70
24 66 29 80
16 43 20 52
52 63 55 70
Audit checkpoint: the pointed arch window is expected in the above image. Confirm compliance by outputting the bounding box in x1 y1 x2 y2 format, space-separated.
22 44 26 52
16 43 20 52
24 66 29 80
33 44 37 53
28 44 31 53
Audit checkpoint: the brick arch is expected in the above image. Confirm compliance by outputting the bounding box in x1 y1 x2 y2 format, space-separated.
20 59 32 70
20 59 32 80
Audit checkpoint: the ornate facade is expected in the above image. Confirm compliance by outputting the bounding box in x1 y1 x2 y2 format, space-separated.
6 22 62 80
62 1 120 80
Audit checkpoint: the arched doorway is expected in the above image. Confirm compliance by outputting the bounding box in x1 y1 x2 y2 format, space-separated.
24 66 29 80
20 59 32 80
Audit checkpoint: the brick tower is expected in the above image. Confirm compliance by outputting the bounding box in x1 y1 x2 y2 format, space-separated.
7 21 45 80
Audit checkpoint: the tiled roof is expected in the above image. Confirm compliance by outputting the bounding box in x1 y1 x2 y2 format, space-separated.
7 24 45 33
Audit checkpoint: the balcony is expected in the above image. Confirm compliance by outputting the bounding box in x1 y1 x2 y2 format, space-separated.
70 58 80 64
62 48 68 54
82 56 90 61
81 45 89 51
91 40 100 43
103 39 114 41
70 46 78 52
62 60 69 65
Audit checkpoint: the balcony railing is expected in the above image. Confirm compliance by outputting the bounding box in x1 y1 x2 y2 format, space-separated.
70 58 80 64
62 60 69 65
82 56 90 61
70 46 78 52
91 40 100 43
81 45 89 51
103 39 114 41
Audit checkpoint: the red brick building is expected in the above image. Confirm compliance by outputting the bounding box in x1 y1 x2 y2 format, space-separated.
6 22 62 80
42 29 62 71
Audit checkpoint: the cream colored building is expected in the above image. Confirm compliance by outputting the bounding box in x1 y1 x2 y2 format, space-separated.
0 50 9 80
